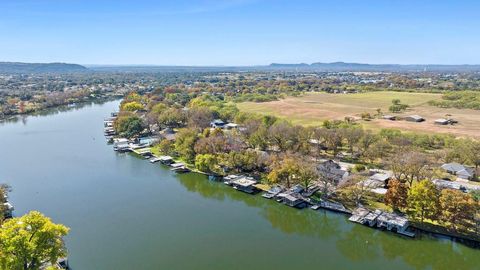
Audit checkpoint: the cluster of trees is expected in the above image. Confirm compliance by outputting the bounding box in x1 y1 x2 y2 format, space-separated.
388 99 409 113
0 211 69 270
385 179 478 233
428 91 480 110
128 90 479 180
117 90 480 236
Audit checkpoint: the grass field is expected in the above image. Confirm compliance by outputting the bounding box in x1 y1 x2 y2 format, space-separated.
237 91 480 138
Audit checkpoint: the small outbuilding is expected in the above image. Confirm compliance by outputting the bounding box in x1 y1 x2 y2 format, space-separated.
434 118 457 125
434 118 450 125
405 115 425 122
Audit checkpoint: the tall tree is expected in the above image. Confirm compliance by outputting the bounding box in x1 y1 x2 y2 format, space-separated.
384 179 408 211
267 155 307 188
0 211 69 270
174 128 198 163
439 189 477 232
407 180 439 222
342 127 364 154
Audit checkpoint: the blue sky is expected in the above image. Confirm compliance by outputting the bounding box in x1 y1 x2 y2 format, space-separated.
1 0 479 65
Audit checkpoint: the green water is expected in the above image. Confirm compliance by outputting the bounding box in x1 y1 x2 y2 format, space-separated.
1 100 478 270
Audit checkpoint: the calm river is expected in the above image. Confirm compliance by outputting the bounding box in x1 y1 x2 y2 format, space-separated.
0 100 479 270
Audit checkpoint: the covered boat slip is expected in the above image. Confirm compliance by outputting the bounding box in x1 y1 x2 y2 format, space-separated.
349 207 415 237
231 176 258 194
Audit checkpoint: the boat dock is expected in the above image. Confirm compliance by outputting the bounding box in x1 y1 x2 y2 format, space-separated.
131 147 153 158
349 207 415 237
170 162 190 173
311 200 351 214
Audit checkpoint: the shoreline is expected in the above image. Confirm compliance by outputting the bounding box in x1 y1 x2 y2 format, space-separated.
120 137 480 248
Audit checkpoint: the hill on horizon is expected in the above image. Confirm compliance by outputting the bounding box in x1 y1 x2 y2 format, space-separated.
0 62 88 73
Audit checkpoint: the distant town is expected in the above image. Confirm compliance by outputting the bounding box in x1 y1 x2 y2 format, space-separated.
2 62 480 269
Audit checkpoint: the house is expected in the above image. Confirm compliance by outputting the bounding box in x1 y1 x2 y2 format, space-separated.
441 162 476 180
432 179 480 193
405 115 425 122
432 179 466 192
317 160 349 184
210 119 226 129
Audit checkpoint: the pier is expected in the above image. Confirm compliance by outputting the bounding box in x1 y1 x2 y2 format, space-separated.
349 207 415 237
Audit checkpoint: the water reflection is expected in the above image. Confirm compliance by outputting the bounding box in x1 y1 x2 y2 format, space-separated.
175 170 480 270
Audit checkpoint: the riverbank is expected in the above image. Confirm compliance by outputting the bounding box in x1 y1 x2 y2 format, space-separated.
107 129 480 246
0 95 122 122
2 100 480 270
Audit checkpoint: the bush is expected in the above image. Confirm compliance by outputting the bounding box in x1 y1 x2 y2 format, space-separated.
353 164 366 172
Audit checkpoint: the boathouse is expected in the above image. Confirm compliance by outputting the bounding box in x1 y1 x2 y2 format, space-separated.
231 176 257 194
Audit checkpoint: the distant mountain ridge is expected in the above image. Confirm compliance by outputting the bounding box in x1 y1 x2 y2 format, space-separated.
0 62 88 73
269 62 480 72
2 61 480 73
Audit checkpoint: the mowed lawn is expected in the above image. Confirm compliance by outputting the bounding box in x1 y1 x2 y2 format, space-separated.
237 91 480 138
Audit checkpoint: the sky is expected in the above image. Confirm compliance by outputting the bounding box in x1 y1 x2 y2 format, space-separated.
1 0 480 66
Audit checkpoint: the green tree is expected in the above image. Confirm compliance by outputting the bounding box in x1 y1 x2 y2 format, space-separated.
195 154 219 174
0 211 69 270
114 115 145 138
298 163 318 192
121 101 144 112
155 139 174 156
174 128 198 163
267 156 304 188
158 108 186 128
407 180 439 222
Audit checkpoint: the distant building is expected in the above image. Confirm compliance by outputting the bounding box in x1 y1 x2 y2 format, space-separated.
432 179 480 193
405 115 425 122
434 119 450 125
434 118 457 125
210 119 226 129
317 160 349 185
224 123 239 130
441 162 476 180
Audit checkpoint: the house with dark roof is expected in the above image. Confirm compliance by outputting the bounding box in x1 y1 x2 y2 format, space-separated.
210 119 226 129
317 160 349 185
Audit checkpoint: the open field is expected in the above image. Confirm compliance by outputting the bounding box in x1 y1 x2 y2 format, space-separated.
237 91 480 138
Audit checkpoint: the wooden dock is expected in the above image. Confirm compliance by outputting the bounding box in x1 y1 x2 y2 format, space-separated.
349 207 415 237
